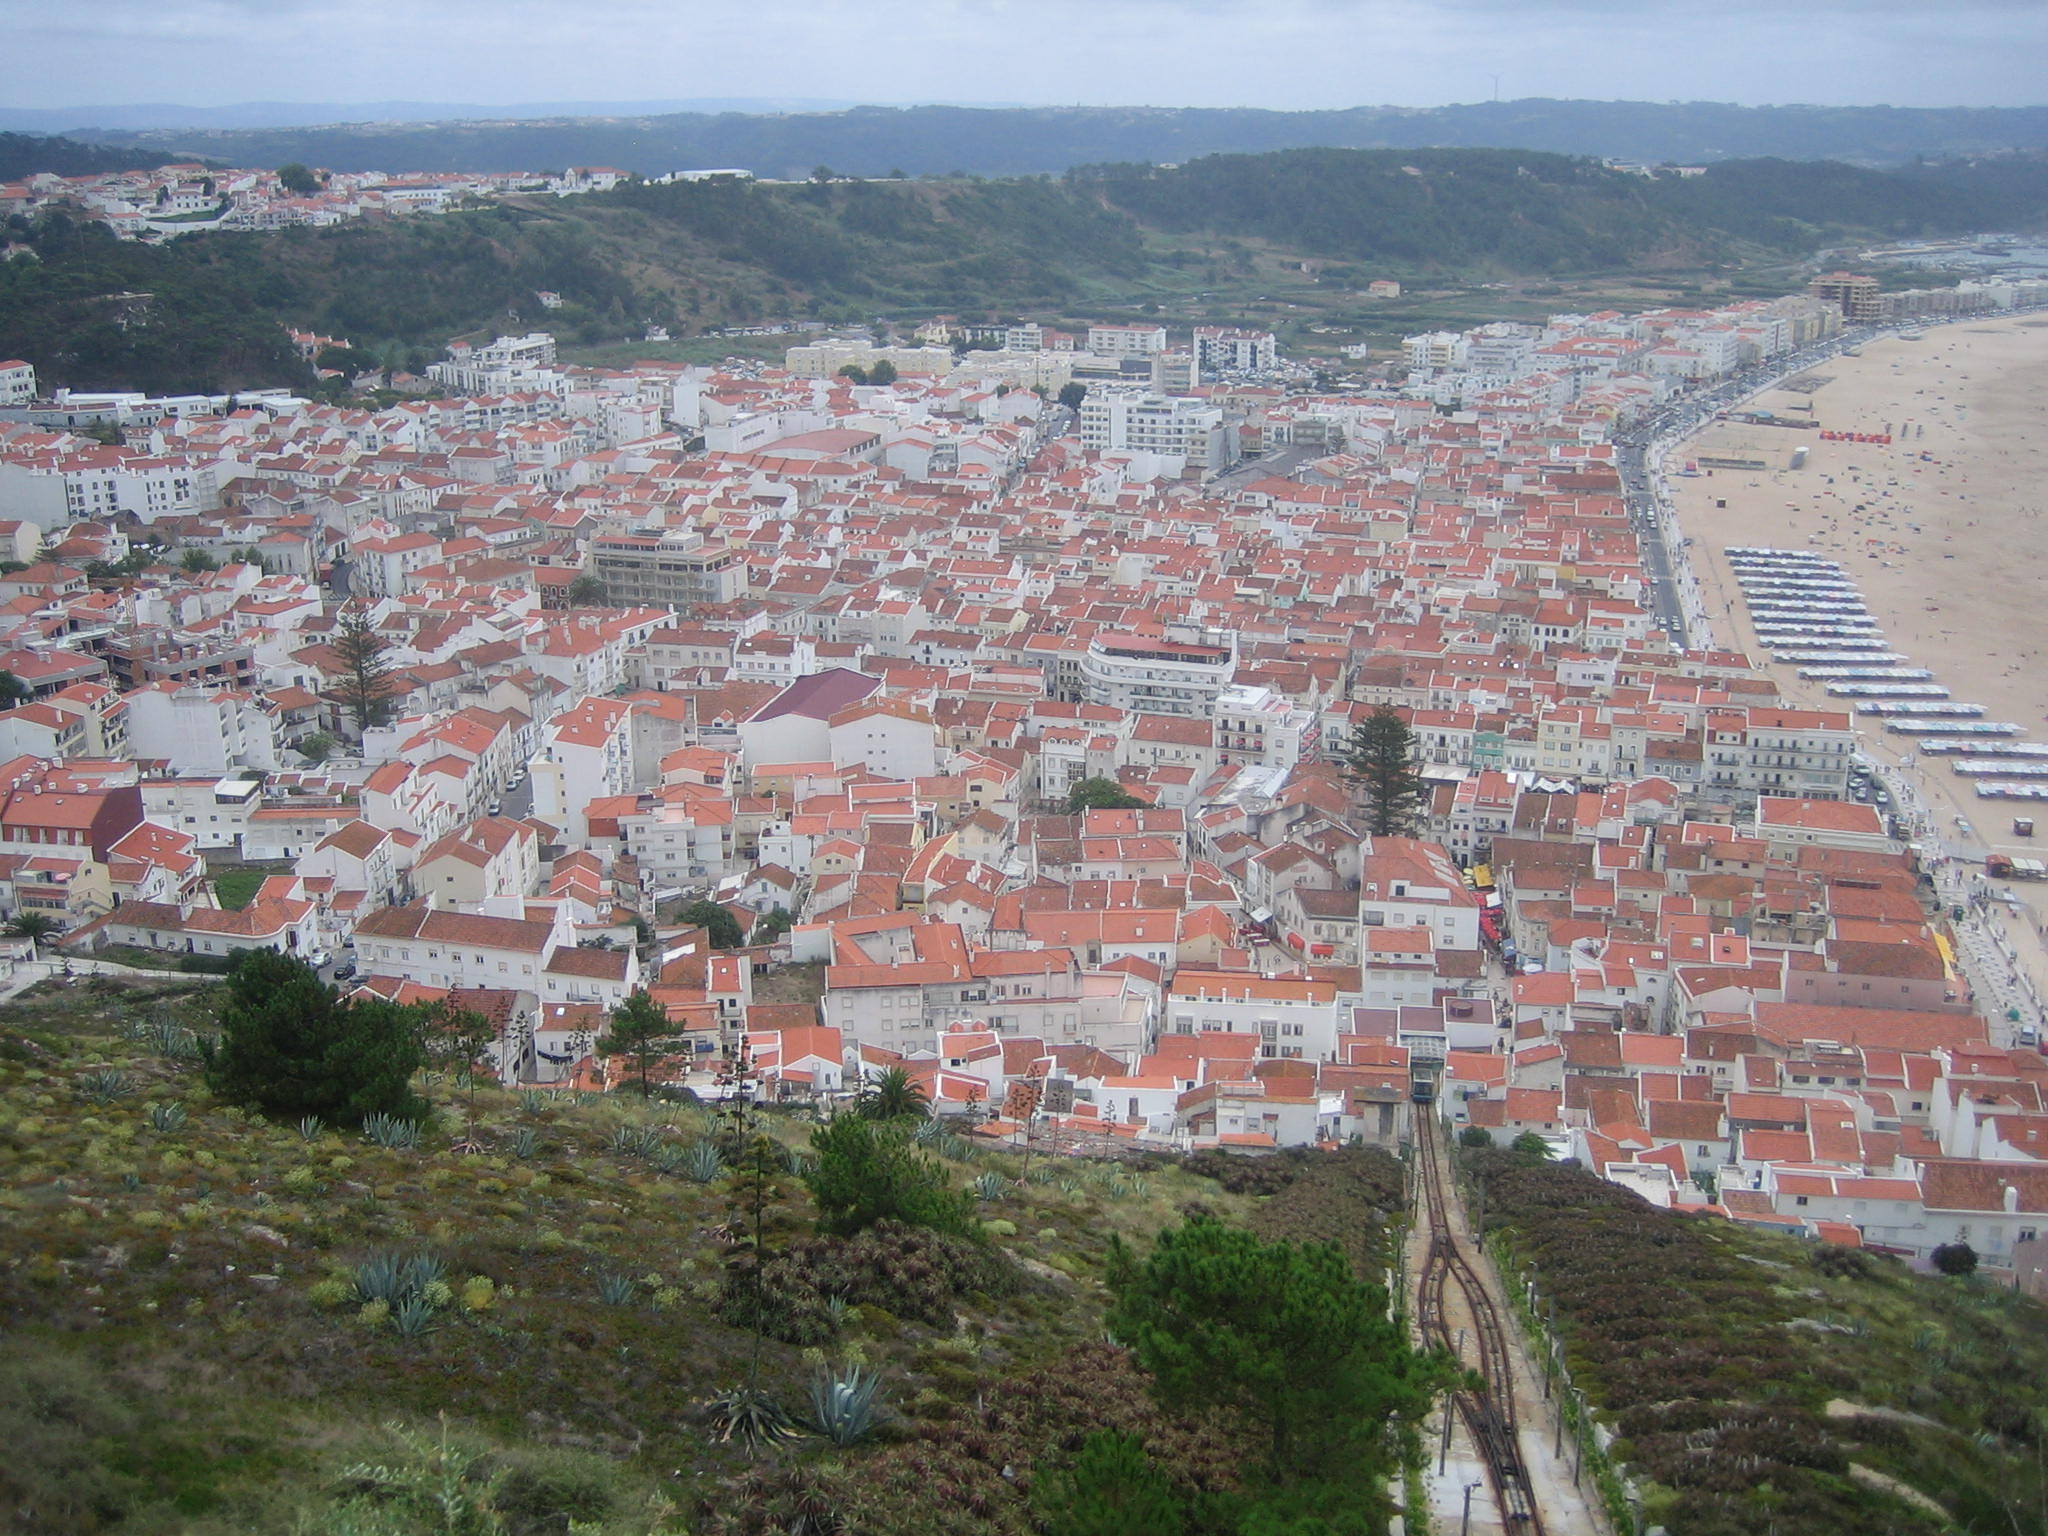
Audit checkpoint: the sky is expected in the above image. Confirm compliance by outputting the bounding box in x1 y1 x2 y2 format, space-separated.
5 0 2045 115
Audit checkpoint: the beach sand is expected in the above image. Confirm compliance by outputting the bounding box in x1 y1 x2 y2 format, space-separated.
1665 312 2048 1029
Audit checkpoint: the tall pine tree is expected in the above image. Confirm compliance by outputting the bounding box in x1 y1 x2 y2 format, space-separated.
1339 706 1427 837
328 601 395 736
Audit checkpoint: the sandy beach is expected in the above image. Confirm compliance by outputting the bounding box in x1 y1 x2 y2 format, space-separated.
1665 312 2048 1028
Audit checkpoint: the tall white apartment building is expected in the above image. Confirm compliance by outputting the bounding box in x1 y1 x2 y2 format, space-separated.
1192 328 1277 373
1086 324 1169 357
1403 331 1467 371
1079 390 1236 474
1079 632 1237 718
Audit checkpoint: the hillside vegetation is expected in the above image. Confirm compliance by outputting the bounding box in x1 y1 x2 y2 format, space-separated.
1466 1147 2048 1536
62 100 2048 179
0 132 202 183
0 972 1417 1536
5 148 2048 393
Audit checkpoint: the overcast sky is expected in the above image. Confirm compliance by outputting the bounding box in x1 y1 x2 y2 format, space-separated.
8 0 2044 113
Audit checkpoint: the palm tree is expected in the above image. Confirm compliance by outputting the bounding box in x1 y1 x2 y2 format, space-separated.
5 911 62 962
856 1065 930 1122
6 911 61 943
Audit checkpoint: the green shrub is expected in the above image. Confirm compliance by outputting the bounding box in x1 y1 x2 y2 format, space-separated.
723 1218 1018 1343
805 1115 979 1237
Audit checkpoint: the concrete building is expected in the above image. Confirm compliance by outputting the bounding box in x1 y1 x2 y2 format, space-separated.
1079 633 1237 718
1078 390 1236 474
1809 272 1884 324
1086 324 1168 358
1192 328 1277 374
588 532 745 612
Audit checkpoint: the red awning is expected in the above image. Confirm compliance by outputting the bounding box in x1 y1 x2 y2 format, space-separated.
1310 943 1336 958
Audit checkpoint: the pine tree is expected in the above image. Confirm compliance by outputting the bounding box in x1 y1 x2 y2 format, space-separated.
597 988 673 1096
1105 1216 1443 1486
1339 706 1427 837
203 950 425 1126
328 601 396 736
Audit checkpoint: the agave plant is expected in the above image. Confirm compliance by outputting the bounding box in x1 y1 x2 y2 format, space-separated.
297 1114 324 1142
808 1365 886 1447
145 1014 199 1059
511 1127 539 1160
780 1145 815 1178
609 1125 642 1156
353 1251 414 1305
823 1295 854 1334
971 1171 1007 1201
519 1089 548 1115
595 1269 638 1307
362 1113 420 1150
146 1101 188 1133
703 1385 799 1448
682 1141 726 1184
912 1117 946 1146
390 1294 439 1338
78 1068 133 1105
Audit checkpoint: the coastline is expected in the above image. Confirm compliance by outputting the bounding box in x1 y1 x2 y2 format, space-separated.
1662 312 2048 1036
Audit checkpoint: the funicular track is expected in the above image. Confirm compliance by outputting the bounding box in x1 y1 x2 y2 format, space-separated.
1415 1115 1546 1535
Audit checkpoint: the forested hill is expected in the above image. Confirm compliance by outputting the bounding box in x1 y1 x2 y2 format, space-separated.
0 132 211 182
5 148 2048 394
1084 149 2048 266
70 99 2048 179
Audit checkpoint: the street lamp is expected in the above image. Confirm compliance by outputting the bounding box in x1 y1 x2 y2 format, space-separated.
1461 1480 1483 1536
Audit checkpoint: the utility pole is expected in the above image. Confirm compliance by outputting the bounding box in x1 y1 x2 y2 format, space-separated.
1462 1480 1482 1536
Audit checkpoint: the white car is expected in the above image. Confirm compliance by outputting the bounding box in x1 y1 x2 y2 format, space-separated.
305 948 332 968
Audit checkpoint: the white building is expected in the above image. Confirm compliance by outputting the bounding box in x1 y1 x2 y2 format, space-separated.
0 359 35 406
1213 683 1317 771
1078 390 1236 474
1192 328 1277 373
1164 972 1345 1061
1079 632 1236 719
122 684 283 774
1086 324 1168 357
1404 332 1468 371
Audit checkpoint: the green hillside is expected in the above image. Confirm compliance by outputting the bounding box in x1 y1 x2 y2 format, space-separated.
0 972 1418 1536
1466 1146 2048 1536
0 132 208 182
5 148 2048 393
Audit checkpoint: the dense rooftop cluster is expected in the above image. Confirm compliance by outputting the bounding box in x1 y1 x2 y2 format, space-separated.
0 287 2040 1276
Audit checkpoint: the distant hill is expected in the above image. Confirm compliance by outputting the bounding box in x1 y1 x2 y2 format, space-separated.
0 131 211 182
5 147 2048 394
0 98 871 134
1085 149 2048 267
66 99 2048 179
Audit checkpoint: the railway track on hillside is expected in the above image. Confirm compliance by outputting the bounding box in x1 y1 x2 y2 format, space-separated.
1415 1116 1546 1535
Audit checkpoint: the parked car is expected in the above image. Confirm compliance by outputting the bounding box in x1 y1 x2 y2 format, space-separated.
305 948 332 968
332 959 357 981
487 799 503 816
